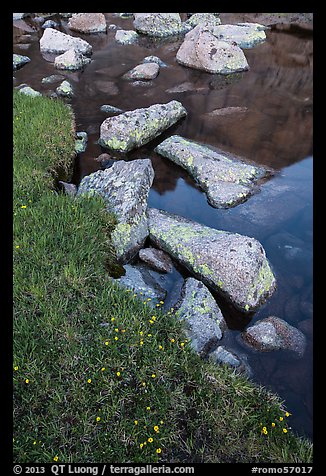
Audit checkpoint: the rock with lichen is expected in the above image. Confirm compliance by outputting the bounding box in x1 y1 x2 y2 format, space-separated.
123 62 160 80
56 80 73 97
13 54 30 70
77 159 154 262
186 13 221 29
133 13 188 37
139 247 173 273
99 101 187 153
54 48 91 70
40 27 92 55
115 29 139 44
176 24 249 74
155 135 272 208
212 23 267 48
174 277 226 355
147 208 276 313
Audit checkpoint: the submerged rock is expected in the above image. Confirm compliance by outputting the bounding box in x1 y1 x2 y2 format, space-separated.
123 62 160 80
99 100 187 153
56 80 73 97
13 54 30 70
68 13 107 33
18 86 42 97
54 48 91 70
139 247 173 273
133 13 185 37
141 55 168 67
212 23 267 48
115 29 139 44
176 25 249 74
75 132 88 153
41 74 65 84
241 316 306 357
155 135 271 208
174 277 226 355
186 13 221 28
77 159 154 262
114 264 166 303
147 208 276 313
208 346 252 376
100 104 124 114
40 28 92 55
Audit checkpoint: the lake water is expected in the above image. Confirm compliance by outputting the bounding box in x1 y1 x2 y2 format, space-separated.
13 13 313 439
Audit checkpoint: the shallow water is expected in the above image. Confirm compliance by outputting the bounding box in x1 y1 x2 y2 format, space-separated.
13 13 313 438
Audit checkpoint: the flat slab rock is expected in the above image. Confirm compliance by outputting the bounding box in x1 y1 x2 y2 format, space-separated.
155 135 271 208
68 13 107 33
212 23 267 49
147 208 276 313
176 25 249 74
133 13 188 37
114 264 166 304
139 247 173 273
241 316 306 357
77 159 154 262
99 100 187 153
40 28 92 55
123 62 160 81
174 277 226 355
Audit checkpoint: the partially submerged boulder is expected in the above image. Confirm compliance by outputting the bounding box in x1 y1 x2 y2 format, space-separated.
212 23 267 48
18 86 41 97
40 28 92 55
208 345 252 376
99 101 187 153
155 135 271 208
75 132 88 153
68 13 107 33
54 48 91 70
139 247 173 273
241 316 306 357
13 54 30 70
186 13 221 28
123 62 160 81
77 159 154 262
176 25 249 74
141 55 168 68
147 208 276 313
56 80 73 98
174 277 226 355
115 29 139 44
133 13 186 37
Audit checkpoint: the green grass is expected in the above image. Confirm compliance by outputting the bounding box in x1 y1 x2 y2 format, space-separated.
13 90 313 463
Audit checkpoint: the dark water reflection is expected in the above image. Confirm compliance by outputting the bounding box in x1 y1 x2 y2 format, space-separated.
13 13 313 439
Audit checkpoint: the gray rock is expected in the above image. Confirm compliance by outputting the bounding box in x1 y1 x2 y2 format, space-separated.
212 23 267 49
99 100 187 153
56 80 73 97
208 345 252 376
116 13 134 18
42 20 58 29
13 13 31 20
133 13 185 37
40 28 92 55
33 16 45 25
68 13 107 33
176 25 249 74
18 86 41 97
59 13 75 18
13 54 30 70
114 264 166 303
94 153 114 166
139 247 173 273
41 74 65 84
115 29 139 44
95 81 119 95
75 132 88 153
54 48 91 70
100 104 124 114
203 106 248 116
186 13 221 28
147 208 276 313
166 82 207 94
174 277 225 355
58 181 77 197
155 135 271 208
123 62 160 80
241 316 306 357
108 24 117 30
142 55 168 67
77 159 154 262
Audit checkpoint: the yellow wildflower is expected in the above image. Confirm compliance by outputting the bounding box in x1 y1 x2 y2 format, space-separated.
140 443 144 449
148 437 153 443
105 341 109 346
21 205 27 209
114 336 118 341
25 379 29 384
279 417 284 422
271 422 275 427
96 417 101 422
158 345 163 350
156 448 162 454
151 374 156 378
87 379 92 383
170 338 175 343
283 428 288 433
116 372 121 377
146 406 151 411
53 456 59 462
114 328 119 332
140 340 144 346
154 426 159 432
134 420 138 425
33 441 37 445
14 366 19 371
285 412 290 417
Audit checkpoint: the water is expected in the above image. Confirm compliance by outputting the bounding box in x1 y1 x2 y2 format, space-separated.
13 13 313 439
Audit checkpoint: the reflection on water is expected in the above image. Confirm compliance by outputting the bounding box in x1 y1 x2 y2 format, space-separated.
13 13 313 438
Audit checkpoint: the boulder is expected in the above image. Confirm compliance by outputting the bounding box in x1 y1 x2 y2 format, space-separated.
123 62 160 81
56 80 73 97
133 13 185 37
174 277 226 355
155 135 271 208
42 20 58 29
68 13 107 33
100 104 124 114
18 86 41 97
54 48 91 70
176 25 249 74
139 247 173 273
13 54 30 70
212 23 267 48
115 29 139 44
141 56 168 67
99 100 187 153
114 264 166 304
75 132 88 153
40 28 92 55
147 208 276 313
241 316 306 357
186 13 221 28
77 159 154 262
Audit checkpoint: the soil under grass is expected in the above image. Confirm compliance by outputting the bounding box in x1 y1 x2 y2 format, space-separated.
13 90 313 464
